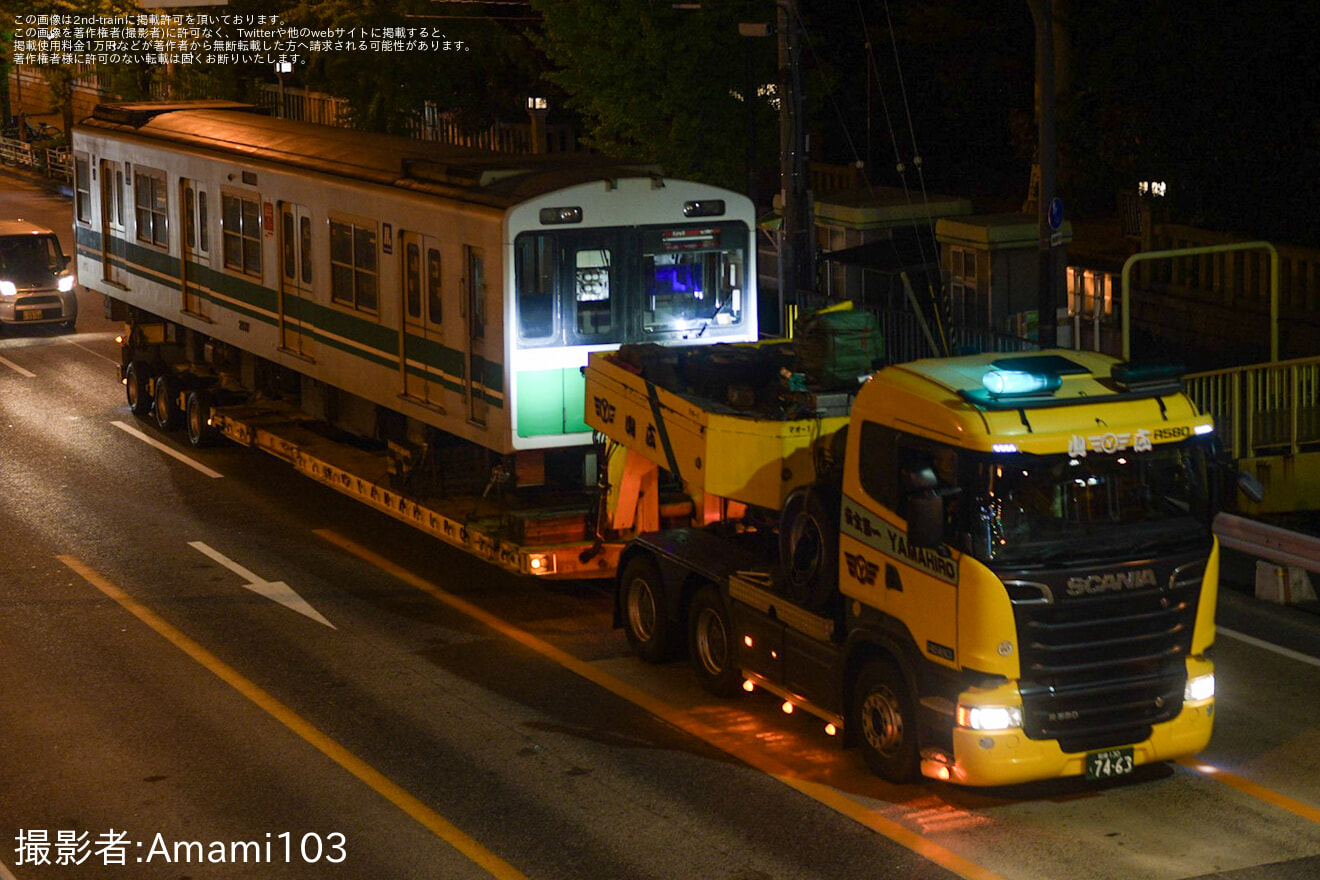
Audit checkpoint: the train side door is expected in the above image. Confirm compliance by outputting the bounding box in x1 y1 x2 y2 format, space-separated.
180 178 210 317
100 159 126 287
278 202 314 358
463 244 488 427
399 231 445 407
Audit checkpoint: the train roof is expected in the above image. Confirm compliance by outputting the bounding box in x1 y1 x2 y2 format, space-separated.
77 101 665 208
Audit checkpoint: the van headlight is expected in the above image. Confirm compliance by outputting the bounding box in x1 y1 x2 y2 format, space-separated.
57 275 75 292
1184 672 1214 703
956 703 1024 731
0 280 16 297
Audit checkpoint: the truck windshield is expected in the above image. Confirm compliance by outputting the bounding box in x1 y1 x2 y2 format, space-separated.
967 440 1213 566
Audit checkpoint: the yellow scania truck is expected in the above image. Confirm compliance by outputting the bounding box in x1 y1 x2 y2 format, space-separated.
585 345 1238 786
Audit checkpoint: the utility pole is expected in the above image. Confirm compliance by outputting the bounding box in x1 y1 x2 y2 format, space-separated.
777 0 811 335
1028 0 1059 348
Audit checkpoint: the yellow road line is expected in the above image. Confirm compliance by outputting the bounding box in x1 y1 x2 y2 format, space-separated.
1178 757 1320 825
314 529 1010 880
56 554 531 880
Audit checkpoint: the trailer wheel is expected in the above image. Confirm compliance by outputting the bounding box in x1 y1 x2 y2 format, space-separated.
779 487 838 611
621 555 674 663
153 372 182 431
186 389 218 447
853 659 920 783
689 585 743 698
125 361 154 418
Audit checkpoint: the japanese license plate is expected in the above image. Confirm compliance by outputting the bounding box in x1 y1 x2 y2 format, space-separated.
21 310 45 321
1085 747 1135 780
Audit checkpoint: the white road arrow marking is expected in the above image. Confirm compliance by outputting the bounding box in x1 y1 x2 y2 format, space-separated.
189 541 335 629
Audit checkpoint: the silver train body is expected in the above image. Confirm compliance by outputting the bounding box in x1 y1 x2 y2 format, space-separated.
71 101 757 457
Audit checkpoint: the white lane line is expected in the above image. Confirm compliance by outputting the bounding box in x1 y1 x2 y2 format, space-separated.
1219 626 1320 668
0 353 36 378
59 334 120 364
189 541 335 628
111 420 224 479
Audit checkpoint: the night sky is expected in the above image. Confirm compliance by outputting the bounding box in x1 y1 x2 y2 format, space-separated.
806 0 1320 246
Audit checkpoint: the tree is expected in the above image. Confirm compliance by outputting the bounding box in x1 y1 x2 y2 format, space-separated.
530 0 777 191
284 0 541 135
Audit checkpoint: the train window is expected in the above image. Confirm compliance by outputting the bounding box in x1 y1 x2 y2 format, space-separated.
102 164 124 231
281 210 295 279
515 234 557 342
426 247 441 325
73 153 91 225
573 247 612 337
186 187 198 251
330 218 378 313
198 191 210 253
641 225 744 334
299 216 311 284
222 193 262 277
134 169 168 248
404 242 421 320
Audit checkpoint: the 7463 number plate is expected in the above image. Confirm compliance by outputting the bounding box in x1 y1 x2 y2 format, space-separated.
1085 747 1134 780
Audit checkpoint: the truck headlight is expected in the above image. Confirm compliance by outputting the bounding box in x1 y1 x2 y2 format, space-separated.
956 703 1024 731
0 280 16 297
57 275 75 292
1184 672 1214 703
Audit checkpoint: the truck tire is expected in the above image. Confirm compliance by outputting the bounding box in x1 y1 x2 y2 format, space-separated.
186 389 218 447
853 659 920 783
620 554 675 663
688 584 743 698
779 486 838 611
154 372 182 431
126 361 154 418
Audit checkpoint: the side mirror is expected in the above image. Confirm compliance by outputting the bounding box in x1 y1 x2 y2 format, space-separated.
906 491 944 549
61 254 70 269
1237 471 1264 504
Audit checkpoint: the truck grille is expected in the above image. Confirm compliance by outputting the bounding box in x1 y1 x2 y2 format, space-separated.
1008 556 1206 754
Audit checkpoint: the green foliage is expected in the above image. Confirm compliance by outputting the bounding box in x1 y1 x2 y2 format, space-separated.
530 0 777 191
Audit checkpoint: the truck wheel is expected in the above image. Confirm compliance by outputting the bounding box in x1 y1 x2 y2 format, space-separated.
853 659 919 783
154 372 182 431
779 487 838 611
126 361 153 418
186 389 218 447
621 555 674 663
688 585 743 698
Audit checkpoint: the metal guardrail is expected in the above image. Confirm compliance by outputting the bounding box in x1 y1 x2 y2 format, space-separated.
1215 513 1320 575
0 135 72 184
1185 355 1320 459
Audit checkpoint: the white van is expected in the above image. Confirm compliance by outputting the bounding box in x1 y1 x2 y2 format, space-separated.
0 219 78 330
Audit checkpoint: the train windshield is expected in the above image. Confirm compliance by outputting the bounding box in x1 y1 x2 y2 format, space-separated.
514 222 749 347
965 440 1214 567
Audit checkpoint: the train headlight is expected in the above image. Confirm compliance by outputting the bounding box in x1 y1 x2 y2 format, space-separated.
0 280 16 297
956 703 1024 731
1184 672 1214 703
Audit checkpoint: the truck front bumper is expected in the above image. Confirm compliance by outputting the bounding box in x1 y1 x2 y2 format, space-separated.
929 698 1214 787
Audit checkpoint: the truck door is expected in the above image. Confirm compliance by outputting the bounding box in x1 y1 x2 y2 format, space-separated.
842 425 960 669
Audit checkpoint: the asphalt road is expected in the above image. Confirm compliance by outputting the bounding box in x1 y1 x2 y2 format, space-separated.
2 172 1319 880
